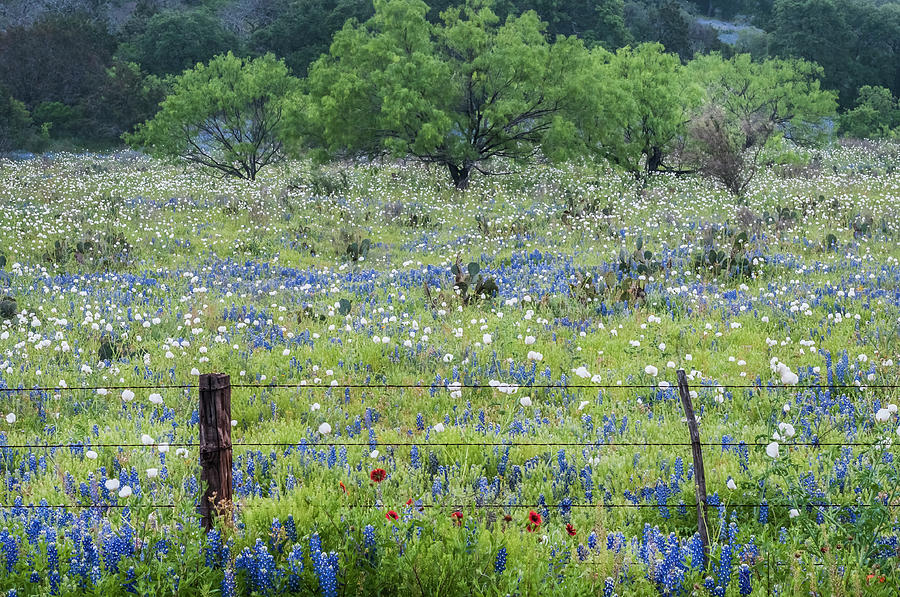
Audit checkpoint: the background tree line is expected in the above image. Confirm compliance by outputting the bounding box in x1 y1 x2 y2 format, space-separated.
0 0 898 153
124 0 837 196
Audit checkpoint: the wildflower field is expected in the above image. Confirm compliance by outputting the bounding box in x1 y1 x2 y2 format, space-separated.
1 142 900 595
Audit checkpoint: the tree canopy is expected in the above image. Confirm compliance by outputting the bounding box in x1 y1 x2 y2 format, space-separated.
840 86 900 139
689 53 838 146
121 9 240 77
127 53 299 180
684 53 837 194
569 43 700 176
293 0 592 189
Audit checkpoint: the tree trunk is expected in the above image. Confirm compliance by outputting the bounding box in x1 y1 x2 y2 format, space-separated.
646 146 664 173
447 162 471 190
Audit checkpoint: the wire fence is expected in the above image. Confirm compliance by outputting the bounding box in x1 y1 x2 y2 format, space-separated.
1 373 897 520
0 381 897 392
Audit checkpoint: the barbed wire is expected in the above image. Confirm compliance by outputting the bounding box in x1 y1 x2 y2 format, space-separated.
230 440 884 448
0 442 195 449
0 503 176 509
0 385 194 393
0 381 895 393
0 440 884 450
0 502 888 510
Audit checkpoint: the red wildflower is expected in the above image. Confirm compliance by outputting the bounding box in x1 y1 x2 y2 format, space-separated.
406 498 413 506
370 468 387 483
451 511 463 526
339 481 347 495
386 510 399 521
527 510 542 532
879 576 886 583
565 523 577 536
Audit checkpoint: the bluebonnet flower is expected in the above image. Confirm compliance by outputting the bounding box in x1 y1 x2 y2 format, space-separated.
287 544 304 591
221 568 236 597
315 551 339 597
603 577 616 597
497 446 510 476
559 497 572 517
363 525 377 563
205 530 226 568
123 566 137 594
0 529 17 572
234 539 276 594
285 515 297 542
738 564 752 595
47 538 60 595
494 547 507 573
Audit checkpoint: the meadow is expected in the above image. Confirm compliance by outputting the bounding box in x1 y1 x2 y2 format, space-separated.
1 141 900 595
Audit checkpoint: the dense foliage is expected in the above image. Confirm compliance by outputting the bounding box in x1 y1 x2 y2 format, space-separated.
127 53 299 180
293 0 592 189
0 0 897 149
123 1 837 192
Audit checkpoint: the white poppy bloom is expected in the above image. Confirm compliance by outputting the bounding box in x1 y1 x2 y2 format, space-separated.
433 423 444 433
876 408 891 422
727 479 737 490
789 508 799 518
4 413 14 424
644 365 658 377
86 450 98 460
118 486 132 498
121 390 135 402
149 393 163 405
519 396 532 407
105 479 120 491
778 422 796 438
146 468 159 478
765 442 780 458
141 434 154 445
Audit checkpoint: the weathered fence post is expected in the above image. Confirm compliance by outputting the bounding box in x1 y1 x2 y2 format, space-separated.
676 369 711 568
199 373 233 531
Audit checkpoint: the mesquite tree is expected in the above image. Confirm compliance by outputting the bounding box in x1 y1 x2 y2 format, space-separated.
292 0 590 190
127 52 298 181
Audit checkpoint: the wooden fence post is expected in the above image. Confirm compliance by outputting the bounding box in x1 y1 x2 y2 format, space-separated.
676 369 711 569
199 373 233 531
